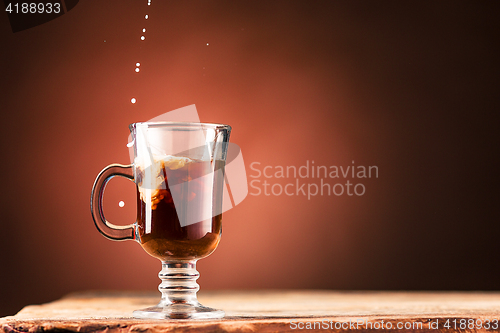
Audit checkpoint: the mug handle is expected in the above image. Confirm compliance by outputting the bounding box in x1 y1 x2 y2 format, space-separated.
91 164 136 241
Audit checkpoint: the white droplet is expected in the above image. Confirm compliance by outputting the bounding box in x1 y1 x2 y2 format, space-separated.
135 68 140 73
131 98 136 104
143 28 146 32
118 201 125 207
141 36 145 40
136 62 141 67
145 14 148 19
206 43 209 46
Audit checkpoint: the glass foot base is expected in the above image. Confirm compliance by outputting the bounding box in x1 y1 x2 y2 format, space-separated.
133 303 225 320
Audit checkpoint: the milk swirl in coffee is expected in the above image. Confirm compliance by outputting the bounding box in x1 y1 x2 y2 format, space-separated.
135 155 224 261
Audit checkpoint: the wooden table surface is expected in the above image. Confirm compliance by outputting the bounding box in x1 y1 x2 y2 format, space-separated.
2 290 500 332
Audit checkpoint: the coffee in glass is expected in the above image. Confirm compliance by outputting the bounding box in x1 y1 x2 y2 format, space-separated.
91 122 231 319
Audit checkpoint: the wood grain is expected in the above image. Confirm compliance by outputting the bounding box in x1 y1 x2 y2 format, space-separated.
2 290 500 332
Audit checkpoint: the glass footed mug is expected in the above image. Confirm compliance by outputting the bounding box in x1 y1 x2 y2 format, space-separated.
90 122 231 319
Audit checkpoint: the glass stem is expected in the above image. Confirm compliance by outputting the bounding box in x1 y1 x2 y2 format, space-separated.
158 260 200 306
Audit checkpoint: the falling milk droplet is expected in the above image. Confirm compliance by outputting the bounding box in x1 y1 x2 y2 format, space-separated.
131 98 137 103
145 14 148 19
141 36 145 40
135 68 140 72
119 201 125 207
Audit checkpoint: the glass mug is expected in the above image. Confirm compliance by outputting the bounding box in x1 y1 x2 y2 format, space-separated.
91 122 231 319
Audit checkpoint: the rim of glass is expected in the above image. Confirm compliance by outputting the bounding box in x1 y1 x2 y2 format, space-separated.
129 121 231 131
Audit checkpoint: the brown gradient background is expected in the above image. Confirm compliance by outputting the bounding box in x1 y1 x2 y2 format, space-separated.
1 0 499 317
